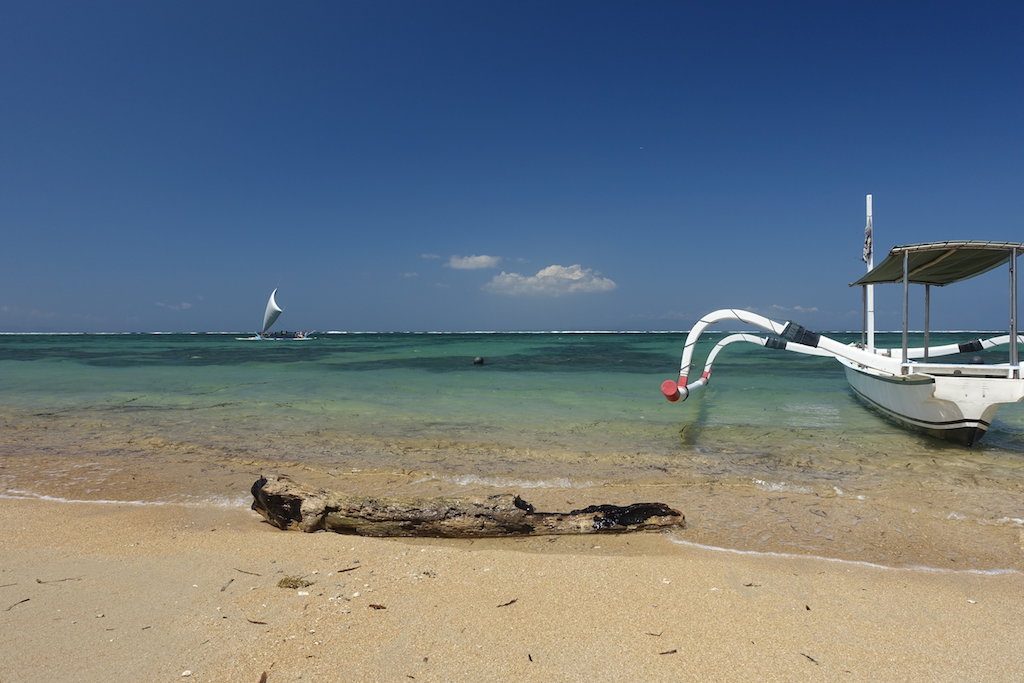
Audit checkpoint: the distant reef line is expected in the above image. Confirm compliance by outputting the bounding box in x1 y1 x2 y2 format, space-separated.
0 329 1006 336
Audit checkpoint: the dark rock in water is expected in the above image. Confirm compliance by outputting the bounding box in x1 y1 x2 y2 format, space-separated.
250 474 684 537
473 356 485 365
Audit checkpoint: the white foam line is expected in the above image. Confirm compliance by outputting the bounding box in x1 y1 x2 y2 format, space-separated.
1 491 166 506
752 479 813 494
1 490 250 509
668 536 1021 576
413 474 593 489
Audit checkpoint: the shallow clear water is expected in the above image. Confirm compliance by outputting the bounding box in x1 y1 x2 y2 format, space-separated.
2 332 1022 570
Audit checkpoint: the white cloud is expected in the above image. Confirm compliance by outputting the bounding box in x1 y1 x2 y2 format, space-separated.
484 264 617 297
420 253 441 260
769 304 818 314
156 301 193 311
629 310 694 321
0 305 56 319
401 271 419 279
448 254 501 270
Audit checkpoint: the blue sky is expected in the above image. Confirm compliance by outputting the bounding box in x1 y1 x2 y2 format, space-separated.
2 1 1022 332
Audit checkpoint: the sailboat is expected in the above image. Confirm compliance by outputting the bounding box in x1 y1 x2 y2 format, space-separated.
237 289 309 340
261 288 283 337
660 196 1023 446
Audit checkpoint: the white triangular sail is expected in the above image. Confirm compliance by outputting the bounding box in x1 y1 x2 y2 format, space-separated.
262 289 283 334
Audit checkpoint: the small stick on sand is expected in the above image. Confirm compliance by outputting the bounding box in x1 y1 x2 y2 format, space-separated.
5 598 30 611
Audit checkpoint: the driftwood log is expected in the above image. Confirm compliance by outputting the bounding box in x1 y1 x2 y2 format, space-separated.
251 475 684 537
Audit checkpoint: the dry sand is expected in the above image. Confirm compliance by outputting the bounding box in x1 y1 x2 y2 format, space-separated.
1 496 1023 682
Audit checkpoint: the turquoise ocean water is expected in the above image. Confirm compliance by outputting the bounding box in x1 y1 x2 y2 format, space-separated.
2 332 1022 570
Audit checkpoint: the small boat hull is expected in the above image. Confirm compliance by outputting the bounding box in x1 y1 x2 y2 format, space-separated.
840 362 1004 446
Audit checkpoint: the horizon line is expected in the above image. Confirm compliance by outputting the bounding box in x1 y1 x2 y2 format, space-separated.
0 329 1013 336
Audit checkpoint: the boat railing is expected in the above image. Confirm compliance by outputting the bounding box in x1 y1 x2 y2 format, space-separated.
904 361 1020 379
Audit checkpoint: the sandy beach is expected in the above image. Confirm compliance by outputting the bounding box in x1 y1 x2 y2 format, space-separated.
2 494 1022 682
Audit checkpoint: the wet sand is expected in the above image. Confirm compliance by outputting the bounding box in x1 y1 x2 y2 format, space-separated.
2 495 1023 682
3 441 1024 574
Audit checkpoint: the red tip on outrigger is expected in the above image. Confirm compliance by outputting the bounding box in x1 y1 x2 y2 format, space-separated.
661 378 684 402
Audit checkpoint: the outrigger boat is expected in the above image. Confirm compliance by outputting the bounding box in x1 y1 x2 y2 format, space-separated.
661 196 1023 446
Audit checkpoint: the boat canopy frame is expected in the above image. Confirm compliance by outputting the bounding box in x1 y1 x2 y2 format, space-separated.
852 241 1024 287
852 241 1022 375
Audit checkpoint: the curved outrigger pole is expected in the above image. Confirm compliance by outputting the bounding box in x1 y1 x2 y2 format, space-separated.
659 309 846 402
659 308 1022 403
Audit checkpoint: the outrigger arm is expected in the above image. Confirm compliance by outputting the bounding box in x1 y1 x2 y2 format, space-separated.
660 308 1024 402
660 309 883 401
674 332 834 399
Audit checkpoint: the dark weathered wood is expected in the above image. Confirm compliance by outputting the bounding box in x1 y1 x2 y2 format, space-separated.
251 475 684 537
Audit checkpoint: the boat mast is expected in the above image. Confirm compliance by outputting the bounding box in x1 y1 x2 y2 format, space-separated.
923 285 930 361
864 195 875 352
902 250 909 370
1012 246 1019 375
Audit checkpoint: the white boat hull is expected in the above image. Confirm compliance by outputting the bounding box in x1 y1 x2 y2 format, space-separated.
840 360 1023 446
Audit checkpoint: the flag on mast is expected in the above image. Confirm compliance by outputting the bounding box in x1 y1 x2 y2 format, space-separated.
862 194 873 264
